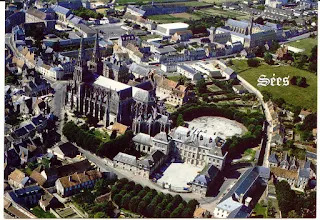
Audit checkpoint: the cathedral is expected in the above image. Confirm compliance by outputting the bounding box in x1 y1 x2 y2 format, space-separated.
65 33 170 130
215 18 277 48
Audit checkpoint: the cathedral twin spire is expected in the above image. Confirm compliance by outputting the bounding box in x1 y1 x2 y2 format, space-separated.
76 31 101 67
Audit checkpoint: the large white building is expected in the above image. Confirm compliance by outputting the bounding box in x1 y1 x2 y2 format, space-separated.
215 18 278 48
171 126 228 169
156 23 189 36
265 0 288 8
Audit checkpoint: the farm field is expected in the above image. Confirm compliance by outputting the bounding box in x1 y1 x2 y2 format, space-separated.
286 37 317 56
117 0 190 4
202 0 239 3
197 8 250 20
232 60 317 111
148 13 201 23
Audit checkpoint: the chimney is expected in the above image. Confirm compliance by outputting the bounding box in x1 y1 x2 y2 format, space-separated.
245 197 252 207
68 176 72 182
239 193 244 204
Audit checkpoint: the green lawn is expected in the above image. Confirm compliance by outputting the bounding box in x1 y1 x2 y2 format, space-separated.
31 206 56 218
198 8 250 19
232 60 317 112
117 0 210 5
287 37 317 56
243 148 256 158
202 0 239 3
139 34 162 40
253 203 268 218
96 8 108 16
148 13 201 23
93 129 110 142
117 0 174 4
167 75 182 82
181 1 212 6
207 84 222 92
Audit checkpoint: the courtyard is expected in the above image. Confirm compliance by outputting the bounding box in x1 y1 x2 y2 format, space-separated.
157 162 203 189
186 116 247 138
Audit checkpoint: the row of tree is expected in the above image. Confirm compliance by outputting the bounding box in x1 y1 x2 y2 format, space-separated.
111 178 199 218
63 121 101 153
62 121 138 159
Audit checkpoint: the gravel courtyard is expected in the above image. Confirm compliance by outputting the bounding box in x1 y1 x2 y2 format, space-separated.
158 163 203 188
186 116 247 138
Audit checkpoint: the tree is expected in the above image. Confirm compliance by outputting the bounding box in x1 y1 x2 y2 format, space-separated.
296 76 307 87
273 98 285 108
94 179 110 195
136 201 147 215
94 212 106 218
165 202 175 212
110 130 117 139
170 205 184 218
196 79 206 93
308 62 317 73
290 76 297 85
301 131 313 142
288 210 299 218
113 194 122 205
121 194 131 209
137 190 147 198
181 208 193 218
176 114 185 127
154 207 163 218
145 204 156 217
302 113 317 131
133 184 143 193
275 181 296 215
264 52 273 64
247 58 260 67
161 210 171 218
128 196 140 212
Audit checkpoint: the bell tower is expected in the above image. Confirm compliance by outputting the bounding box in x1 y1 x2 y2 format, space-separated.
88 31 103 75
73 37 88 83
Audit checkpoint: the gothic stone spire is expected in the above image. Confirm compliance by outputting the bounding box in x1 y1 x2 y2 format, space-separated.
92 31 101 63
77 37 86 66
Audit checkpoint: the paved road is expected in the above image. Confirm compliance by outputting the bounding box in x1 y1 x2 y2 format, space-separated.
237 75 272 167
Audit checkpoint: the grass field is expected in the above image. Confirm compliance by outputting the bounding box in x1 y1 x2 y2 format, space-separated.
232 60 317 111
287 37 317 56
96 8 107 16
202 0 239 3
198 8 250 20
167 75 182 82
139 34 162 40
31 206 56 218
148 13 200 23
253 203 268 218
116 0 211 5
93 129 110 142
